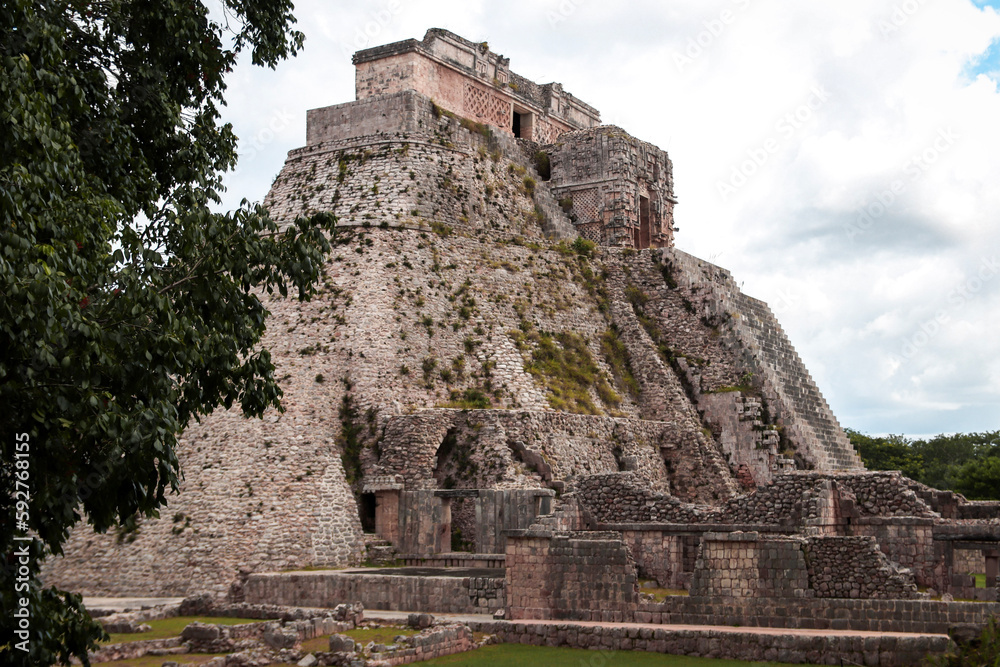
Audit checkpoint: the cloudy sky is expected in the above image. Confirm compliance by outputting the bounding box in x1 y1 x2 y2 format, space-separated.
214 0 1000 438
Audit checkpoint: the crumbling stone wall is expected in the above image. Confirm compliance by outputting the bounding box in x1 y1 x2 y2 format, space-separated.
690 533 917 600
505 530 639 621
245 570 505 614
576 471 939 527
804 536 919 599
374 411 674 493
573 472 707 524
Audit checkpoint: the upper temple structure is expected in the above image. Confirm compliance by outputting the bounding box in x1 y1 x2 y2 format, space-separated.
45 31 1000 639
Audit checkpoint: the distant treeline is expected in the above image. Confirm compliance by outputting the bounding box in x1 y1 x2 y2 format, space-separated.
847 429 1000 501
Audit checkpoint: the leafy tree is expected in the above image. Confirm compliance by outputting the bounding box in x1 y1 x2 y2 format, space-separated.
849 429 1000 500
951 456 1000 501
1 1 331 664
914 431 1000 491
846 429 924 481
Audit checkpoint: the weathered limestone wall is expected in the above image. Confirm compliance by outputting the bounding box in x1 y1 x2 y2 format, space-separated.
575 471 938 527
505 531 639 621
661 249 862 472
691 533 812 599
245 570 506 614
639 596 996 636
803 535 919 599
352 29 600 142
44 368 366 597
689 532 918 601
851 519 938 587
374 411 676 493
386 488 552 555
547 127 676 249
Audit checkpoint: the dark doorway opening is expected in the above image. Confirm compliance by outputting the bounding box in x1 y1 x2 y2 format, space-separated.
639 195 651 249
512 109 533 139
359 492 376 534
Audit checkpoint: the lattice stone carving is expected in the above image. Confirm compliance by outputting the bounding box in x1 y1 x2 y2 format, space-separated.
570 188 600 224
575 221 603 244
464 83 510 128
534 117 560 144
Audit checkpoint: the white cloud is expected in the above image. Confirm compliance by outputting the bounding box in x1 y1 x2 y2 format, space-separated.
214 0 1000 436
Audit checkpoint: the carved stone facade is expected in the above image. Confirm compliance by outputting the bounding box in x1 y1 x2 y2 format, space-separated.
547 127 677 249
352 28 600 143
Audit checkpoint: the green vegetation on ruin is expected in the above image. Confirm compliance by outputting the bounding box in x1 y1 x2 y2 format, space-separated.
509 326 617 415
601 326 641 400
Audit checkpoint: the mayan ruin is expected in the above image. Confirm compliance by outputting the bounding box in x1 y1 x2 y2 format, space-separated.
45 28 1000 666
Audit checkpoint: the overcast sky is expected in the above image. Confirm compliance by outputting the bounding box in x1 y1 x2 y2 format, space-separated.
214 0 1000 438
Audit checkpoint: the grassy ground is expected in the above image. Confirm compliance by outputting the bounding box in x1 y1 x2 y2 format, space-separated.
103 616 261 643
410 644 791 666
300 625 419 652
639 579 689 602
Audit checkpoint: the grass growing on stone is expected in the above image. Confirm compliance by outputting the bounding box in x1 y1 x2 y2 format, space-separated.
509 327 616 414
300 626 420 652
639 579 690 602
104 616 260 643
411 644 791 666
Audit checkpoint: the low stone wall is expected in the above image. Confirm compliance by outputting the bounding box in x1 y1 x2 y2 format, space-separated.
398 553 505 568
852 518 938 587
804 535 918 599
691 533 810 599
505 530 638 621
465 619 950 667
88 637 185 663
360 625 476 666
637 596 1000 634
245 570 505 614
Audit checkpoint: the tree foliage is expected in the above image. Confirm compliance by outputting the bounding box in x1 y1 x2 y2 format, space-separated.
848 429 1000 500
1 1 331 664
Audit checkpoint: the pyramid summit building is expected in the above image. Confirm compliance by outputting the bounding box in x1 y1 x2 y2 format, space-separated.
46 31 1000 634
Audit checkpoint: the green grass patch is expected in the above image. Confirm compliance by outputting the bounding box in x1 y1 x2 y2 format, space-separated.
413 643 790 666
510 328 616 414
441 388 492 410
601 326 640 400
300 626 420 652
975 572 987 588
104 616 258 643
639 579 690 602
